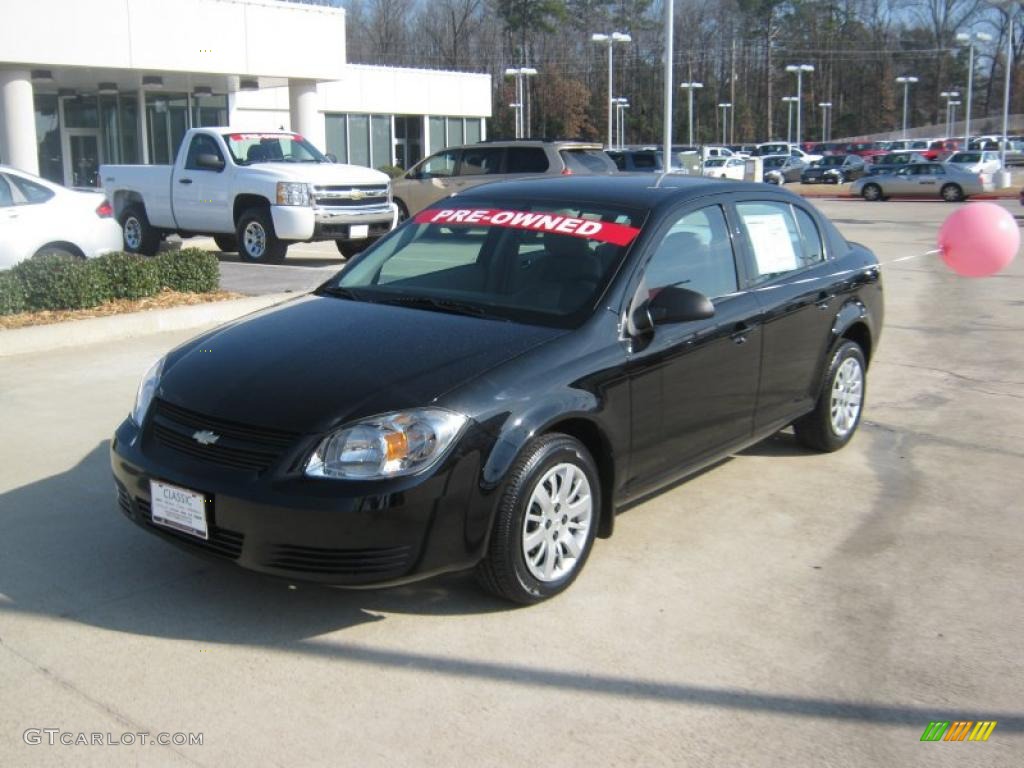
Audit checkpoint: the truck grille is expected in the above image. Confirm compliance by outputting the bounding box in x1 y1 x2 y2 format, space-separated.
149 399 298 473
312 184 389 208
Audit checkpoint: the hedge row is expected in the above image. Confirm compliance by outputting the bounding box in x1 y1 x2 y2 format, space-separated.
0 248 220 316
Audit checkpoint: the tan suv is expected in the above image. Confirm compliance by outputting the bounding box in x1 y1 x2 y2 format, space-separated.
391 140 616 219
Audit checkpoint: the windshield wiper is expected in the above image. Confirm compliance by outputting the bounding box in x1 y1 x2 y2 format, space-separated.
316 285 367 301
375 295 499 319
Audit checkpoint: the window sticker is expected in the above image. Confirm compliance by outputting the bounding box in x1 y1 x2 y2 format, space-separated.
742 212 799 274
413 208 640 246
227 133 294 141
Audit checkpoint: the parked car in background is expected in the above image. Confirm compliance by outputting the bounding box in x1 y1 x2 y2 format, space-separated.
102 128 396 261
810 142 846 157
865 152 929 175
800 155 867 184
967 138 1024 165
0 165 121 268
727 144 758 157
923 139 959 160
702 157 747 180
944 150 1001 175
606 148 664 172
842 142 889 161
756 143 822 163
850 162 992 201
762 155 807 184
393 140 616 220
701 146 735 160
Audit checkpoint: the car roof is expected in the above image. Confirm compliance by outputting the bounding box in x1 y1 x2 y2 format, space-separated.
467 139 604 150
448 173 796 212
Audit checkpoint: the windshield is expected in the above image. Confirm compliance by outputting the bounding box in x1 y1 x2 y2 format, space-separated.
814 156 844 167
222 132 328 165
758 144 787 156
327 201 646 328
763 156 785 169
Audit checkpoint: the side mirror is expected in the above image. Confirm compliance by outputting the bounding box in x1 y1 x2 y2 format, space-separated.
196 153 225 171
632 285 715 333
325 153 338 163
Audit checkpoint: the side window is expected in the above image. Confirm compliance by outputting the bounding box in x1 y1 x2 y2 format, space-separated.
506 147 550 173
421 150 459 178
736 201 821 282
185 134 224 171
458 147 503 176
606 152 626 171
0 175 14 207
643 205 738 300
7 175 55 204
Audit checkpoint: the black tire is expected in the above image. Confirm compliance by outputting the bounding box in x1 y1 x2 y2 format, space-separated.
33 245 79 258
335 237 379 259
941 183 964 202
861 183 882 202
213 234 238 253
395 198 410 223
237 208 287 263
794 340 867 452
120 205 162 256
476 433 601 604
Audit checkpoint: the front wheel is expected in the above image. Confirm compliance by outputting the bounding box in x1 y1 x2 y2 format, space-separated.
237 208 288 263
861 183 882 202
941 183 964 202
476 434 600 604
794 340 867 452
335 237 378 259
394 198 410 223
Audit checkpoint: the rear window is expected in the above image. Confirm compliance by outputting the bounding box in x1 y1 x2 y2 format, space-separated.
8 174 55 204
506 147 550 174
950 153 980 163
559 148 615 174
631 152 661 169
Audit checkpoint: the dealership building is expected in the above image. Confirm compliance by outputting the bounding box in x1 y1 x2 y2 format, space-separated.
0 0 491 187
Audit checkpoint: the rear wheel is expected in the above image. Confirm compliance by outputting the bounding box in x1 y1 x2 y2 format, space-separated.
941 183 964 202
120 205 162 256
33 245 79 258
861 183 882 201
476 434 600 604
237 208 287 263
794 340 866 452
213 234 238 253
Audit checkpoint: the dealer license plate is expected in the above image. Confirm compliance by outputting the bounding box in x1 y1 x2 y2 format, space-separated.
150 480 209 540
349 224 369 239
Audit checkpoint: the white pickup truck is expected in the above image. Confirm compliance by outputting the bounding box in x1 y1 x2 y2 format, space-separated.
101 128 397 262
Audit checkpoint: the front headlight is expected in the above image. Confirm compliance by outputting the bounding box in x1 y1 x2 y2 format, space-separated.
131 357 164 426
276 182 311 206
305 408 467 480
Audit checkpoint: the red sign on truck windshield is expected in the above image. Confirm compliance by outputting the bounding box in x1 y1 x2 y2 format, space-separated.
413 208 641 246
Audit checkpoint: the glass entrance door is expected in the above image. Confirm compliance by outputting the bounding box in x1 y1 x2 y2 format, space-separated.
64 131 102 188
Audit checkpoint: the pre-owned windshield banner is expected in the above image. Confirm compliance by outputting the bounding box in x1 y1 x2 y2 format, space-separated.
413 208 641 246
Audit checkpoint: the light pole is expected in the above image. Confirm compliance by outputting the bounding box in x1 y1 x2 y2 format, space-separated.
818 101 832 142
949 100 962 134
782 96 799 143
717 102 732 145
613 97 629 148
896 75 919 138
679 82 703 146
592 32 632 148
940 90 960 137
785 63 814 147
508 102 522 138
989 0 1016 187
504 67 538 138
616 100 630 148
956 31 994 149
663 0 674 170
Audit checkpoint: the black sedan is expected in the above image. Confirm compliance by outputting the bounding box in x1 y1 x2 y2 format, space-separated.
801 154 867 183
762 154 807 184
111 176 883 604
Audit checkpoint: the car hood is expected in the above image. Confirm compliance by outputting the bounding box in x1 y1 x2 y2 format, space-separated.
157 295 563 434
242 162 389 185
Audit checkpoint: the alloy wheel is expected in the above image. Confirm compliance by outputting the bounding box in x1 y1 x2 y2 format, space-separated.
243 221 267 259
830 357 864 437
521 463 593 583
124 217 142 250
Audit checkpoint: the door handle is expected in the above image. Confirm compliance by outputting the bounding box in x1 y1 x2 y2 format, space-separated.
816 291 833 310
178 178 193 185
730 322 750 345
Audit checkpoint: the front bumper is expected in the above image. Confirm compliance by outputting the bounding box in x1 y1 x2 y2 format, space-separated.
271 203 397 243
110 417 492 586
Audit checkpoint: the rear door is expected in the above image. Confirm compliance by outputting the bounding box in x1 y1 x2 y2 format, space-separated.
447 146 505 195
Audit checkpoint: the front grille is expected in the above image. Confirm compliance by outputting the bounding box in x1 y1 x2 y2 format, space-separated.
137 498 245 560
313 185 389 208
263 543 413 576
116 482 132 517
318 221 392 238
150 399 298 472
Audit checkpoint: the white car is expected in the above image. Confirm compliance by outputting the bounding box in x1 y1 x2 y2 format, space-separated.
756 142 823 164
701 146 734 160
0 165 122 268
944 150 1002 175
702 157 747 180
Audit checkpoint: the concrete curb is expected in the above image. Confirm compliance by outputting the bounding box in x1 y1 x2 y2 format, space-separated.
0 292 296 358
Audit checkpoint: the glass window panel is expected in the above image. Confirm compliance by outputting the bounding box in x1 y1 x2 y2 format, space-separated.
647 206 738 299
371 115 391 169
325 114 348 163
100 95 120 164
429 116 445 153
465 118 481 145
349 114 370 166
447 117 464 147
34 94 63 184
118 95 138 164
736 201 804 281
192 94 228 127
63 96 99 129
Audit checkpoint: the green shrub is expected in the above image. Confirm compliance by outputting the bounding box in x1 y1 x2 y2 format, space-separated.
157 248 220 294
0 270 27 315
377 164 405 179
13 254 112 311
97 252 161 300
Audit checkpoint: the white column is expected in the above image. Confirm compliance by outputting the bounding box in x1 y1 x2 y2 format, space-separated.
0 69 39 176
288 79 325 152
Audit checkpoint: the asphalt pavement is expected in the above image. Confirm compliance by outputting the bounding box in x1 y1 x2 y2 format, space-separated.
1 199 1022 766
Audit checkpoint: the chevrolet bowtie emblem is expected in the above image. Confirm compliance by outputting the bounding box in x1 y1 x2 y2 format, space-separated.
349 188 365 200
192 430 220 446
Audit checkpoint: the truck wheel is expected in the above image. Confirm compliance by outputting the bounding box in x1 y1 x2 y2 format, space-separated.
237 209 287 263
120 205 161 256
335 238 378 259
213 234 238 253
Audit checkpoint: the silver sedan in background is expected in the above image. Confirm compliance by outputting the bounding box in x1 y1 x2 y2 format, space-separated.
849 162 993 202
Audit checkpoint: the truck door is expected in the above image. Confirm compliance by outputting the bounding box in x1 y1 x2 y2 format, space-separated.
173 133 232 233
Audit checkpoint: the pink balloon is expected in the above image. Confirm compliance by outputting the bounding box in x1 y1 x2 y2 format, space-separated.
937 202 1019 277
